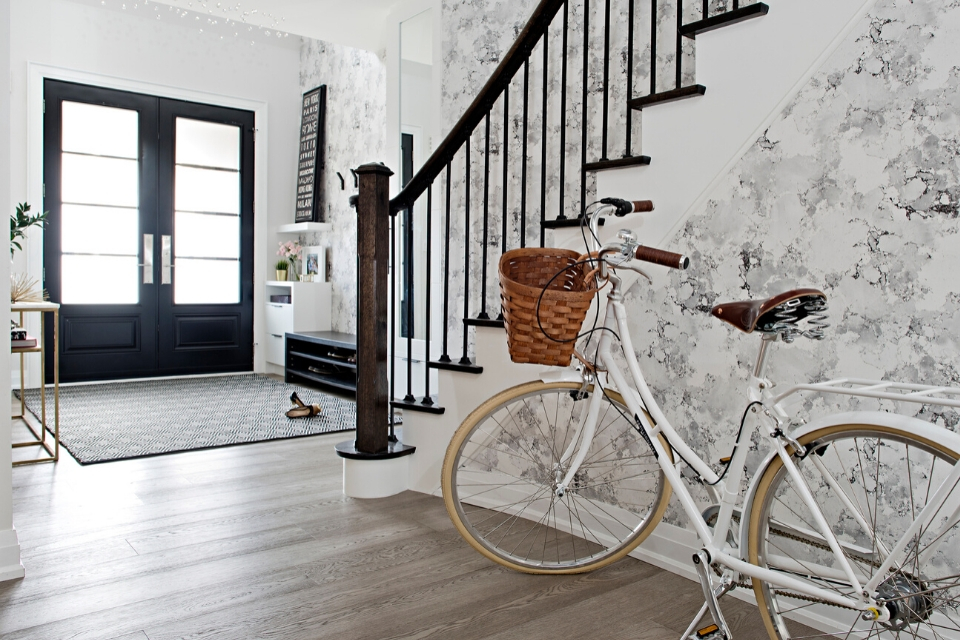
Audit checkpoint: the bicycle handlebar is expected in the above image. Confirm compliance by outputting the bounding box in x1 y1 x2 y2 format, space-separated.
635 245 690 270
599 197 654 216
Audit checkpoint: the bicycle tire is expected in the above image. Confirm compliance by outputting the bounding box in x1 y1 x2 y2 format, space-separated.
747 423 960 639
441 380 671 574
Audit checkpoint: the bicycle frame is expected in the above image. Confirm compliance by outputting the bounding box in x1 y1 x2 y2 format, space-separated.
552 210 960 618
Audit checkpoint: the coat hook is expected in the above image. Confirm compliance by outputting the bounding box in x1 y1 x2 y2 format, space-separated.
336 172 345 190
350 168 359 188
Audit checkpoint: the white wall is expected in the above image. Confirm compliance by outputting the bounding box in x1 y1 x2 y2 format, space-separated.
8 0 303 380
298 38 387 337
385 0 442 199
0 0 25 583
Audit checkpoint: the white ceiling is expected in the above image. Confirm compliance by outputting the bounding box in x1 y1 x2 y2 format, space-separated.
144 0 403 52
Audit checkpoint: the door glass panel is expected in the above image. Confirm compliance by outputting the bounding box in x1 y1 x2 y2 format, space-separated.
175 166 240 214
174 259 240 304
61 255 139 304
61 154 138 207
173 117 242 305
176 119 240 170
175 212 239 259
60 101 140 305
61 204 138 255
62 101 138 158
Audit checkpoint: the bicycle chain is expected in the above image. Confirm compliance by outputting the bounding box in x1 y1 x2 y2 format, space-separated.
722 515 867 611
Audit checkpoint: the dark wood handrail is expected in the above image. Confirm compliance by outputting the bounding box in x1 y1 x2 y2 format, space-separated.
389 0 566 213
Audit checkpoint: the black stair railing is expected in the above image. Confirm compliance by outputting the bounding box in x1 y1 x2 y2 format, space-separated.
375 0 768 411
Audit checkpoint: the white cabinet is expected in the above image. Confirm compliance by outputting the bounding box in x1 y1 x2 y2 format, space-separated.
264 281 332 366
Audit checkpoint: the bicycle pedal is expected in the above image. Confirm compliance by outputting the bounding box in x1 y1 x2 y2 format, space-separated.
689 623 726 640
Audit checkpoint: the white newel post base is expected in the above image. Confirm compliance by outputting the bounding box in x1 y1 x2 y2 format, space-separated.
342 455 410 498
0 529 24 582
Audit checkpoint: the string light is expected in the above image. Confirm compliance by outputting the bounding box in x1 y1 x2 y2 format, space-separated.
96 0 291 43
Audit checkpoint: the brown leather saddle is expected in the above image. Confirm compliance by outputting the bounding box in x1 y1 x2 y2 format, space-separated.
711 288 828 337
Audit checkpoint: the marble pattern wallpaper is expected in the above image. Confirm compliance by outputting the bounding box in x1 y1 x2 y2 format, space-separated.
299 38 387 335
619 0 960 523
437 0 706 359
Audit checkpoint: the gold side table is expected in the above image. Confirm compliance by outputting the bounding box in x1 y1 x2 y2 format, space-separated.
11 301 60 465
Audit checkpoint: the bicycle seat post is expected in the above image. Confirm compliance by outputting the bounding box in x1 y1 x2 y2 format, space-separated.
752 332 779 381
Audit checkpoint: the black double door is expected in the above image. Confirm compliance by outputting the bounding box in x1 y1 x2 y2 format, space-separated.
43 80 255 382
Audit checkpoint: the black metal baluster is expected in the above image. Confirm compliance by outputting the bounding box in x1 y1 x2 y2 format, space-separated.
439 163 452 364
390 208 398 432
478 112 491 321
460 140 472 365
733 0 739 9
422 185 433 405
580 0 589 216
540 31 548 248
702 0 708 20
676 0 683 90
625 0 635 156
404 202 415 403
601 0 610 161
651 0 658 94
502 85 509 258
558 2 568 220
521 58 529 248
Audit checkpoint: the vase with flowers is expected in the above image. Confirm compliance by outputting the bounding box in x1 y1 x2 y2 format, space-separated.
277 240 302 281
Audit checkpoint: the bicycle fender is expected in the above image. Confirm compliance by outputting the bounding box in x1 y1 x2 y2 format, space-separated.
737 411 960 555
539 368 584 384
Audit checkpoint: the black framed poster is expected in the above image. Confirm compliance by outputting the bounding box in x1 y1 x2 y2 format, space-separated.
295 85 327 222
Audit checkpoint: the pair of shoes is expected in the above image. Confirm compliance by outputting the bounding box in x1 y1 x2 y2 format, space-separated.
286 391 322 418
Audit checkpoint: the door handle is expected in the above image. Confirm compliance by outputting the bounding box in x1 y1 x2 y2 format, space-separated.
161 235 172 285
141 234 154 284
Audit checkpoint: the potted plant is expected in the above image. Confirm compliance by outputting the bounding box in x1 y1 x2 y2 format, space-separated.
10 202 48 303
10 202 47 256
275 259 289 282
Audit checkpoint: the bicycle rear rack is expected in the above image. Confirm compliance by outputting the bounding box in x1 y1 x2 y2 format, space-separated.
773 378 960 410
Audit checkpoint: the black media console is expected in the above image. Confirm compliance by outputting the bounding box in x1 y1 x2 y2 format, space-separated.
284 331 358 395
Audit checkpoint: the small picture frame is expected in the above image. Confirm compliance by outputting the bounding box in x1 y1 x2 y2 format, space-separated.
305 246 325 282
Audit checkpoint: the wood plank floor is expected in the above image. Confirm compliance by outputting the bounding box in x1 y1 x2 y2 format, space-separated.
2 424 781 639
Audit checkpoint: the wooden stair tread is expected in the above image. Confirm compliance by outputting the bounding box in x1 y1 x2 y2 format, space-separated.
585 156 652 172
463 317 505 329
391 397 445 415
680 3 769 38
428 359 484 374
628 85 706 110
543 216 606 229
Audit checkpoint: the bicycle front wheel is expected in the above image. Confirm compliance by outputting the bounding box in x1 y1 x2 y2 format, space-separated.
747 423 960 639
441 380 670 574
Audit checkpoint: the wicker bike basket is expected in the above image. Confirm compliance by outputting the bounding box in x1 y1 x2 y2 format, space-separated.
499 248 598 366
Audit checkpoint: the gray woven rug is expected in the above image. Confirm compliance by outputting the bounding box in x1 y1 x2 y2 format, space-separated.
18 374 357 465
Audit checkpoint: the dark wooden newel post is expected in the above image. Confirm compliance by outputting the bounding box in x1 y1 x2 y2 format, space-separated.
355 163 391 454
336 163 415 463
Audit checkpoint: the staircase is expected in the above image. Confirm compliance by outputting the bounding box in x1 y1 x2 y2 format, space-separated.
369 0 878 494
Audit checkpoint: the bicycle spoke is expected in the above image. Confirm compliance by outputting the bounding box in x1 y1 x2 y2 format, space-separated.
445 382 668 572
751 427 960 640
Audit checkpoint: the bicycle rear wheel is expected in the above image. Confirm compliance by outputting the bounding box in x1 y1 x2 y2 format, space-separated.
441 380 670 574
747 423 960 639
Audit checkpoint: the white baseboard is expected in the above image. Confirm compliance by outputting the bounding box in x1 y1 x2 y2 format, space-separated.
0 528 24 583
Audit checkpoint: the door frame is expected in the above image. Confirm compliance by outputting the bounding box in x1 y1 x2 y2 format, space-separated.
23 63 270 388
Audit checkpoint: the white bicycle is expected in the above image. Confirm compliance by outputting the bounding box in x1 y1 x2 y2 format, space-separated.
440 199 960 639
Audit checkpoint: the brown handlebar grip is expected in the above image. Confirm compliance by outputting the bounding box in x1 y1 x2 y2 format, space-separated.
635 245 690 270
631 200 654 213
